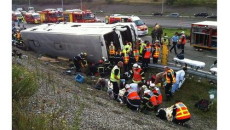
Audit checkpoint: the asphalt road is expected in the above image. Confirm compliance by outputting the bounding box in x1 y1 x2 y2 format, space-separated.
96 15 217 28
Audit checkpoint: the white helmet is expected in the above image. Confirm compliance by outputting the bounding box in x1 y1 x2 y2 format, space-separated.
133 63 138 68
125 84 131 89
144 90 151 94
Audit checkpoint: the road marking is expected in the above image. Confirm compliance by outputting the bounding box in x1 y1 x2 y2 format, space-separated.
207 56 217 59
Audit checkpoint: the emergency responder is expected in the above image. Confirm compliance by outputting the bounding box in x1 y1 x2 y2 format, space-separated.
73 52 88 72
114 49 122 64
141 89 158 112
142 41 152 70
110 61 124 101
139 39 146 60
170 32 179 54
123 84 141 111
163 66 176 101
109 41 116 65
129 63 145 83
151 86 163 107
179 31 187 54
171 100 191 125
122 48 131 72
123 41 132 53
152 40 161 64
133 46 140 63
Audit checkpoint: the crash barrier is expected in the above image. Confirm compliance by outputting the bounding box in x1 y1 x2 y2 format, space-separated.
75 74 85 83
147 63 217 81
173 57 205 70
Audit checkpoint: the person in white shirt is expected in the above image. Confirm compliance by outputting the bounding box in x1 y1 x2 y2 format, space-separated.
171 67 187 94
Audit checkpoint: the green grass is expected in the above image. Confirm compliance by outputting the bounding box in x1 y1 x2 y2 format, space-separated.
148 27 191 38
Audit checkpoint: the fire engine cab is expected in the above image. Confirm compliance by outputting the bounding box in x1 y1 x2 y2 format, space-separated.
38 9 64 23
105 14 148 36
24 12 41 24
63 9 96 23
190 21 217 50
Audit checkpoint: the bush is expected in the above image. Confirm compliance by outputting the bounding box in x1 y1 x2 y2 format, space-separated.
12 64 38 101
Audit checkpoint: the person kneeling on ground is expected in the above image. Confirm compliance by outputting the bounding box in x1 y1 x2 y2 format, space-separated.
172 100 191 125
123 84 141 111
140 89 159 112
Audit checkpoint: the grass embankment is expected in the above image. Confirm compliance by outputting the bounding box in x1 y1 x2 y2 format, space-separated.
146 69 217 125
12 64 80 129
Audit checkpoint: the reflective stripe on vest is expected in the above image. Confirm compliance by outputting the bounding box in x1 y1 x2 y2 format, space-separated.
109 45 115 55
123 50 129 64
144 46 152 59
153 46 160 58
110 65 120 82
127 90 140 100
175 102 191 120
132 68 142 83
133 50 139 62
166 69 176 83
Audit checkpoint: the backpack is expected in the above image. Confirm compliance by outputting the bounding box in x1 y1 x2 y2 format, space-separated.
195 99 211 112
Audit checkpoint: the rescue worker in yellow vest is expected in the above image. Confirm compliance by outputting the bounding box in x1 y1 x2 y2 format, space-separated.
114 49 122 64
171 100 191 125
123 41 132 54
133 46 140 63
152 40 161 64
123 84 141 111
142 41 152 70
122 48 131 72
139 40 146 60
163 66 176 101
109 41 116 65
129 63 145 83
110 61 124 101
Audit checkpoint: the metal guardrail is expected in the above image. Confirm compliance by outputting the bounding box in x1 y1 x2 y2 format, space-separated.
147 63 217 81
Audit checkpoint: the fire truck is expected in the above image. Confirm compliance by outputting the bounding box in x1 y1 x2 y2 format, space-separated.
190 21 217 50
24 12 41 24
105 14 148 36
38 9 64 23
63 9 97 23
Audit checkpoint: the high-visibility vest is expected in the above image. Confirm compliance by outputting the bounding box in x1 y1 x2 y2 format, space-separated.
110 65 120 82
132 68 142 83
127 89 140 100
166 69 176 83
180 35 187 45
175 102 191 120
123 50 130 65
16 32 21 39
144 46 152 59
133 49 140 62
139 43 146 54
109 45 115 55
145 91 157 107
152 88 162 105
153 46 160 58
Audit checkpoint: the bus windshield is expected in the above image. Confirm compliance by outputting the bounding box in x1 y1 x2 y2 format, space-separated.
84 13 95 20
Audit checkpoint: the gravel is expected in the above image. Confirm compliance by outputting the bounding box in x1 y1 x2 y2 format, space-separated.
12 47 217 130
